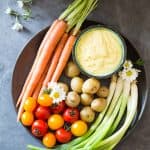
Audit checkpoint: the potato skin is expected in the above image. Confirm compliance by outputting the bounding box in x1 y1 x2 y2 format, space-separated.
66 91 80 107
96 86 109 98
80 107 95 123
91 98 107 112
65 61 80 78
71 77 84 93
80 93 93 106
82 78 100 94
58 82 69 93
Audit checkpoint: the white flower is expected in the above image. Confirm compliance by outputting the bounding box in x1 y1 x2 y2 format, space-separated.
12 18 23 31
17 1 24 8
123 60 133 69
5 7 12 14
48 82 66 104
48 82 58 90
120 68 140 82
50 87 66 104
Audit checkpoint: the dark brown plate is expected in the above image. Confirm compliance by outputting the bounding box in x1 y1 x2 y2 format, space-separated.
11 20 148 149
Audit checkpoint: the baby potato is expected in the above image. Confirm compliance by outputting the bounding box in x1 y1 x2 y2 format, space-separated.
82 78 100 94
71 77 84 93
96 86 109 98
65 61 80 78
80 107 95 123
66 91 80 108
91 98 107 112
58 82 69 93
81 93 93 106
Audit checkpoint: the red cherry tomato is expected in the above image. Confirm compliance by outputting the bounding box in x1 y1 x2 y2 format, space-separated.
35 106 51 120
55 128 72 143
51 101 66 114
31 120 48 137
63 108 79 123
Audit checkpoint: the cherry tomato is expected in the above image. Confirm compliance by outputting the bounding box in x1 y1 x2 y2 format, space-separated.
38 94 53 107
24 97 37 112
63 108 79 123
43 132 56 148
21 111 34 126
32 120 48 137
35 106 51 120
71 120 88 137
55 128 72 143
48 114 64 130
51 101 66 114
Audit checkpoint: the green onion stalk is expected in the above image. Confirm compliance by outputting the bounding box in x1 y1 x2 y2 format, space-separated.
107 80 131 136
87 80 131 149
93 81 138 150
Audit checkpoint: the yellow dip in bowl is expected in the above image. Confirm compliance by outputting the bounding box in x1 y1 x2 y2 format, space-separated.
73 26 126 78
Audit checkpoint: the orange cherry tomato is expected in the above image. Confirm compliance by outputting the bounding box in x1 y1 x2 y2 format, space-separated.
38 94 53 107
71 120 88 136
24 97 37 112
43 132 56 148
21 111 34 126
48 114 64 130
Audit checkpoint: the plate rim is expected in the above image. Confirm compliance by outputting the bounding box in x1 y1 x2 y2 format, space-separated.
11 20 149 148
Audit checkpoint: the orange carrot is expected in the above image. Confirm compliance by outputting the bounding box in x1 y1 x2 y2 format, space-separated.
16 20 59 107
32 71 47 100
39 33 69 95
17 20 67 121
32 62 50 99
51 35 76 82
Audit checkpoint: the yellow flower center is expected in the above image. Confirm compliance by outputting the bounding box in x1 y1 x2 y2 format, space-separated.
53 92 60 98
126 70 132 76
125 63 129 67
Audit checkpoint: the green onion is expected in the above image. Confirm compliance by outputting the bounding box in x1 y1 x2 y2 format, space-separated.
94 81 138 149
88 80 131 149
107 80 131 136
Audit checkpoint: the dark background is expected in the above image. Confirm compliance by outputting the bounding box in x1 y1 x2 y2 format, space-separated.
0 0 150 149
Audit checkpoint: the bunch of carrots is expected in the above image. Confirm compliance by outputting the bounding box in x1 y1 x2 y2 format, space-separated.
16 0 98 121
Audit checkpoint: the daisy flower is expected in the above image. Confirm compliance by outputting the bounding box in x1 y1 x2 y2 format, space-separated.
50 87 66 104
120 68 140 82
12 17 23 31
17 1 24 8
48 82 66 104
123 60 133 69
48 82 58 90
5 7 12 15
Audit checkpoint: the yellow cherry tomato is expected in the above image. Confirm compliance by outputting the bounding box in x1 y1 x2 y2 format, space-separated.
43 132 56 148
48 114 64 130
71 120 88 136
38 94 53 107
21 111 34 126
24 97 37 112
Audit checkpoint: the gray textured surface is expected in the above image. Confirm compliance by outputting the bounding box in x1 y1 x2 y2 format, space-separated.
0 0 150 150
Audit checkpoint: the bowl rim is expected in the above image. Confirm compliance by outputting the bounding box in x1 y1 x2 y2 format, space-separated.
72 24 127 79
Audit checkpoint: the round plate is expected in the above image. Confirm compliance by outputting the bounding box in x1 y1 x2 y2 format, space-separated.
11 20 148 148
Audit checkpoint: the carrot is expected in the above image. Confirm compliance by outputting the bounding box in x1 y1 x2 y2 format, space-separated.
39 33 69 95
32 71 47 100
32 74 44 100
17 20 67 121
51 35 76 82
16 20 59 107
